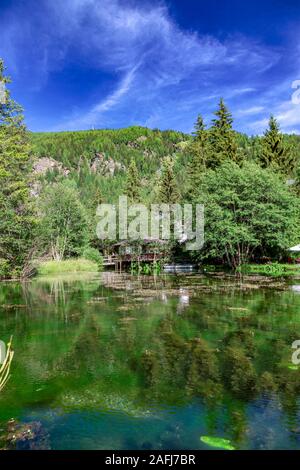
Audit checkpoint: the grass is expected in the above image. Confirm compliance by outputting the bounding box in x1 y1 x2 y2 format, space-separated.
37 258 100 276
239 263 300 277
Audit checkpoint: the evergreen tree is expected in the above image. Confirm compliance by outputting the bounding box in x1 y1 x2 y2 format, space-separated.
158 156 180 204
260 116 296 175
187 115 208 197
126 159 140 202
294 161 300 196
209 98 238 166
192 114 206 141
0 59 35 278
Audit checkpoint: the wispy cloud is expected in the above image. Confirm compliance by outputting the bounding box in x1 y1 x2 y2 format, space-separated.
56 66 138 130
0 0 298 134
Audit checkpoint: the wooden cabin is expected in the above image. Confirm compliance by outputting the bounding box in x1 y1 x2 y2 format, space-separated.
103 238 168 271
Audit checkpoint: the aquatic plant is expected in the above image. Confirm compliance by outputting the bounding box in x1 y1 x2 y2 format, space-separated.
222 345 257 399
130 261 162 275
200 435 235 450
259 371 277 393
239 263 300 277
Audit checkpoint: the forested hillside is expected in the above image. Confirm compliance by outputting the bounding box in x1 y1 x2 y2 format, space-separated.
29 126 300 206
30 127 190 204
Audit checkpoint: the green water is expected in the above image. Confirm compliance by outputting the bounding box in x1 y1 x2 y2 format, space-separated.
1 272 300 450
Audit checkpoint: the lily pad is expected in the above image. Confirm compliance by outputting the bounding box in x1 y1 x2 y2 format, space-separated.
200 436 235 450
288 364 299 371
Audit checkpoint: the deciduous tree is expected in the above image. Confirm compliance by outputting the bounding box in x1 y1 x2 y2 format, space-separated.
194 161 300 269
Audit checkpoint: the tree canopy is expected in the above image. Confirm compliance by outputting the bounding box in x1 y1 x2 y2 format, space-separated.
193 161 300 268
0 59 35 278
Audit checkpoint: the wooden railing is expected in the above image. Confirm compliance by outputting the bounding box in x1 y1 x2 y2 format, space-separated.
102 255 119 265
103 253 164 265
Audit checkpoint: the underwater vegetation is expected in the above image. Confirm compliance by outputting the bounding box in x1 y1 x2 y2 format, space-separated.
200 436 236 450
1 274 300 449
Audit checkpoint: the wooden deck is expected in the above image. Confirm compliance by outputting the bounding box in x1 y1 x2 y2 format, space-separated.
103 253 164 270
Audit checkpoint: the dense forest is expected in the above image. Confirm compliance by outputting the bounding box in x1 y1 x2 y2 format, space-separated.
1 58 300 279
30 125 300 205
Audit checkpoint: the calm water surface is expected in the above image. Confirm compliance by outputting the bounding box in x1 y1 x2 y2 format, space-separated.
1 272 300 450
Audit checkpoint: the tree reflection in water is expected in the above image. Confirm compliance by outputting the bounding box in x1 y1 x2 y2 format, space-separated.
0 273 300 449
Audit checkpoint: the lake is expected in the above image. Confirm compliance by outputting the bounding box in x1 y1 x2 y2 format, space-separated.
0 271 300 450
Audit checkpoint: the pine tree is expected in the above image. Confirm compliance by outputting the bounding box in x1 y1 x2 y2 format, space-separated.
192 114 206 141
187 115 208 198
158 156 180 204
0 59 35 278
209 98 238 166
260 116 296 175
126 159 140 202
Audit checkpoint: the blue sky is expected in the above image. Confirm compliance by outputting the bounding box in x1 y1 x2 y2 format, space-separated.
0 0 300 134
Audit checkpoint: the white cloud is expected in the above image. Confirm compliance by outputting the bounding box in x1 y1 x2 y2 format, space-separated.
57 66 137 130
276 101 300 132
236 106 265 117
0 0 288 132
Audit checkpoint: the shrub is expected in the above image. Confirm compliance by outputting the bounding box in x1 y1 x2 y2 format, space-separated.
82 247 103 268
0 259 10 279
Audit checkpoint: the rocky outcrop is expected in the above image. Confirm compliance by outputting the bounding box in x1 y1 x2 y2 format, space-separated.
30 157 71 197
32 157 70 177
90 153 125 176
126 135 148 149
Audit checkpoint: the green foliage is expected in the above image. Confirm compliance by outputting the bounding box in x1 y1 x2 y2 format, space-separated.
294 160 300 195
187 337 219 395
222 344 257 398
82 247 103 268
0 258 10 279
193 161 300 268
239 263 300 277
30 126 188 211
157 156 180 203
1 57 299 277
260 116 296 175
125 159 140 202
30 126 187 177
208 98 238 166
37 258 99 275
130 261 162 275
186 115 209 196
0 59 36 278
39 181 89 260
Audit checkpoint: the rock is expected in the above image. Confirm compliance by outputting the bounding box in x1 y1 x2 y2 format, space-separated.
90 153 125 176
32 157 70 177
30 157 70 197
136 135 147 143
2 419 50 450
